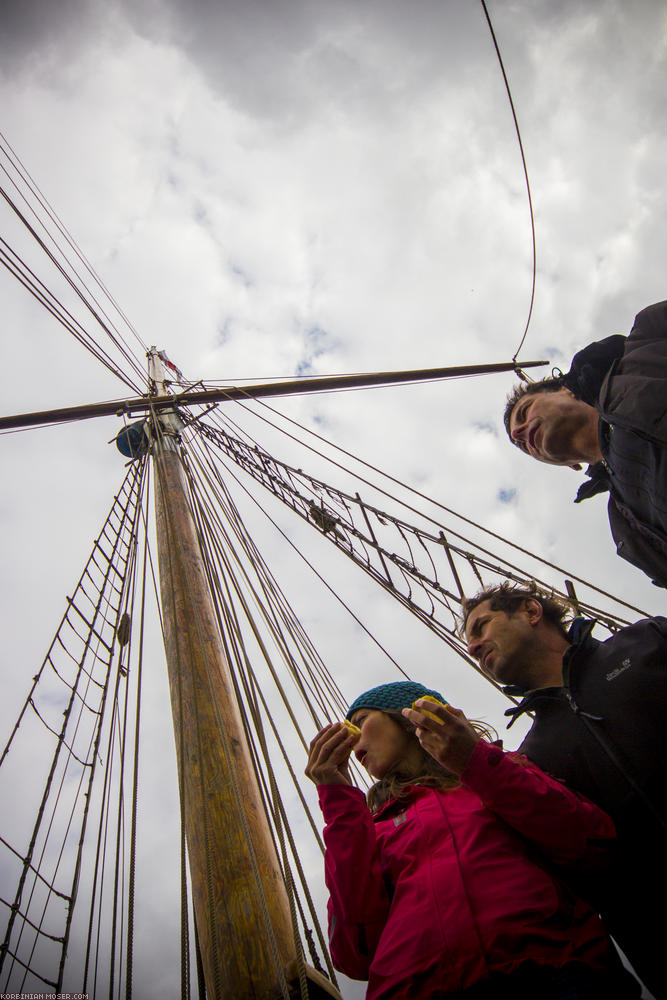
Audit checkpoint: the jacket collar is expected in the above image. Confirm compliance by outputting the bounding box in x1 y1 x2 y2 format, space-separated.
574 460 610 503
371 782 427 820
561 335 624 504
503 618 599 727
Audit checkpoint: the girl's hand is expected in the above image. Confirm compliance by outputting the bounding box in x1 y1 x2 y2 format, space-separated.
402 701 479 776
305 723 357 786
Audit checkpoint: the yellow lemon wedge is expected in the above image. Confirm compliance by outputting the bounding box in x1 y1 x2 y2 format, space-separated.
411 694 448 725
343 719 361 740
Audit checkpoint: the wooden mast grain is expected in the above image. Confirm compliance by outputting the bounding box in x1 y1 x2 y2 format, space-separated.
152 420 298 998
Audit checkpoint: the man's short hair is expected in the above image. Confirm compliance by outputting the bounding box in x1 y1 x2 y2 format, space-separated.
503 376 564 445
460 581 573 639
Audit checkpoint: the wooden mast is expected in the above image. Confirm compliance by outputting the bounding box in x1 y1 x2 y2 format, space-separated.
148 350 339 999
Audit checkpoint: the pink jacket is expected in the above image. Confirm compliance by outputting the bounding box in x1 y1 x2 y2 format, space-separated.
318 741 616 999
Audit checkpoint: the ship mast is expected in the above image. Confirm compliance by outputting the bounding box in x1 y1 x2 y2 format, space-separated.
147 350 338 999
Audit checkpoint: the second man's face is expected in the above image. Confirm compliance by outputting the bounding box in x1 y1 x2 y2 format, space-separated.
464 599 535 687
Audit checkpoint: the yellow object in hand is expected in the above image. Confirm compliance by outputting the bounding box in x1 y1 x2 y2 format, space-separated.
343 719 361 739
411 694 448 724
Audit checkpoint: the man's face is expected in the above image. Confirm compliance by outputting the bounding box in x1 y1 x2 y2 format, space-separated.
464 599 537 687
508 387 593 466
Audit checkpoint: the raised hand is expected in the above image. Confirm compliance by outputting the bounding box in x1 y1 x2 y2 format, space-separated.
305 722 358 787
402 700 480 776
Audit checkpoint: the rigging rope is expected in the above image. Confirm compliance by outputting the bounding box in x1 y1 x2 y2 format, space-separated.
0 235 142 392
481 0 536 362
183 434 362 727
177 433 352 985
123 466 150 1000
0 132 147 360
0 139 146 393
195 412 639 637
212 392 648 621
0 461 146 994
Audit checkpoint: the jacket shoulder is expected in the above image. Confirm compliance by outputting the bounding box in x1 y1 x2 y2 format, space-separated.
596 301 667 444
563 336 626 405
630 300 667 343
598 613 667 645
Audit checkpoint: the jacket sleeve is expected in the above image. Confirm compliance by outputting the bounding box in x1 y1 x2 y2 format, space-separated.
649 615 667 643
460 740 615 866
317 784 391 980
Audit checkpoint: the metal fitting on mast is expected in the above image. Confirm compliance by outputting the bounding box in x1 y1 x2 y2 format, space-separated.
147 346 184 444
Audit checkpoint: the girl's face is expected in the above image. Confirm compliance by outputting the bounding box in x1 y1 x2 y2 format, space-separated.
349 709 422 780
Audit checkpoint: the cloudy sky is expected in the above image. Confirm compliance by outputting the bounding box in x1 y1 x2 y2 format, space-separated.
1 1 666 997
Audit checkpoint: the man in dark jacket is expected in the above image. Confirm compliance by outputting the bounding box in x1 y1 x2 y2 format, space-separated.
462 580 667 999
504 300 667 587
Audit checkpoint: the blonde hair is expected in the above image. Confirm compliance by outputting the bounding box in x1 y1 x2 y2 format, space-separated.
366 712 497 812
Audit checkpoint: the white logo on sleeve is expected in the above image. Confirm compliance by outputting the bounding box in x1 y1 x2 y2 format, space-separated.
606 657 631 681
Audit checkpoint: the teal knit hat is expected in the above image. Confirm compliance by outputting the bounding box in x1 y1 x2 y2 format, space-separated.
346 681 446 721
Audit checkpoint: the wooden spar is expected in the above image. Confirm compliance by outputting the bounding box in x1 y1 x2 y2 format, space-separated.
148 352 341 999
0 358 548 430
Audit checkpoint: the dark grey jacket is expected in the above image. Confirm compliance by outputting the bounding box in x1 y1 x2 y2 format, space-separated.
564 300 667 586
505 616 667 996
506 616 667 836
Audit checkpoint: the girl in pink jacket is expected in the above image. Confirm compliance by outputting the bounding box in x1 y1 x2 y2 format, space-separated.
305 681 638 1000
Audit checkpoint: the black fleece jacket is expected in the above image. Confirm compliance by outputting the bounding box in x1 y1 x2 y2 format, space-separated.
564 299 667 586
506 616 667 839
505 616 667 995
